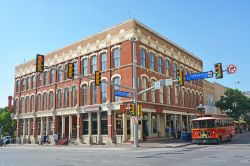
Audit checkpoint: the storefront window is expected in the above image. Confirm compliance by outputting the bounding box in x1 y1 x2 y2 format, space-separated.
82 113 88 135
116 113 123 135
152 114 157 134
101 112 108 135
92 112 97 135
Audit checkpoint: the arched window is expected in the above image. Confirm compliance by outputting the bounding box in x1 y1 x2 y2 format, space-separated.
91 55 97 74
72 86 77 107
32 75 36 89
101 52 107 71
49 92 54 110
57 89 62 109
173 63 177 79
16 80 20 92
50 69 55 84
141 77 147 101
82 58 88 76
57 66 63 82
182 89 185 107
192 92 195 108
140 48 146 67
187 90 190 108
43 93 47 111
21 78 26 91
81 84 88 105
113 77 120 102
113 47 120 68
101 82 107 103
150 52 155 70
167 87 171 105
158 56 162 73
175 87 179 106
25 96 29 113
37 73 43 87
64 88 69 108
91 82 96 104
44 71 48 86
27 77 30 90
37 94 41 111
21 98 24 113
15 99 19 114
73 62 78 79
31 95 34 112
166 59 170 77
151 80 156 102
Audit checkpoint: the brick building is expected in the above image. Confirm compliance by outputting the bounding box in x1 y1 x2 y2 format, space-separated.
12 19 204 144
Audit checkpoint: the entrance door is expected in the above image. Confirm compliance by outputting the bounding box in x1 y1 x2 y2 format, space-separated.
142 120 149 137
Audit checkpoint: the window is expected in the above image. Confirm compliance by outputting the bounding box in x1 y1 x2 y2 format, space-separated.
158 56 162 73
57 66 63 82
101 52 107 71
160 86 164 104
81 84 88 106
173 63 177 79
91 82 96 104
27 77 30 90
50 69 55 84
82 113 88 135
175 87 179 106
150 52 155 70
44 71 48 86
15 99 18 114
31 95 34 112
141 77 147 101
83 58 88 76
37 94 41 111
21 78 26 91
187 90 190 108
49 92 54 110
57 90 62 109
16 80 20 92
182 89 185 107
152 114 157 134
73 62 78 79
72 86 77 107
115 113 123 135
64 88 69 108
113 77 120 102
151 81 156 102
32 75 36 89
166 59 170 77
167 87 171 105
25 96 29 113
43 93 47 111
37 73 42 87
192 92 195 108
140 48 146 67
92 112 97 135
101 112 108 135
21 98 24 113
101 82 107 103
113 47 120 68
91 55 97 74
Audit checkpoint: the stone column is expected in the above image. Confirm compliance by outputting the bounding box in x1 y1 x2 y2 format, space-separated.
27 118 31 142
148 112 152 137
157 113 160 137
68 115 72 140
32 117 37 143
52 116 56 135
46 117 49 136
97 112 101 144
62 116 65 139
22 119 27 143
88 112 92 144
76 114 81 144
122 113 127 142
40 118 44 144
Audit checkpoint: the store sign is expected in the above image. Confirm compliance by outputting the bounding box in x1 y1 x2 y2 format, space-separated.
84 105 101 112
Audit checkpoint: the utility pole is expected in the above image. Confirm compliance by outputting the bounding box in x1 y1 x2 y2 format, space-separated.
131 37 139 148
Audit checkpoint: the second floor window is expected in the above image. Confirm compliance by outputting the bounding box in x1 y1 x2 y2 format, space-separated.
91 56 97 74
22 78 26 91
49 92 54 110
158 56 162 73
57 66 63 82
43 93 47 111
50 69 55 84
141 77 147 101
140 48 146 67
82 84 88 105
101 52 107 71
150 52 155 70
16 80 20 92
44 71 48 86
64 88 69 108
113 77 120 102
27 77 30 90
37 94 41 111
101 82 107 103
166 59 170 77
83 58 88 76
173 63 177 79
151 81 156 102
25 96 29 113
113 48 120 68
72 86 77 107
91 82 96 104
31 95 34 112
73 62 78 79
57 90 62 109
37 73 43 87
21 98 24 113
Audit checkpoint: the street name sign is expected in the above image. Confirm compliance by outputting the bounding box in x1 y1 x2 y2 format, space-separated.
185 71 213 81
114 90 132 98
154 81 161 89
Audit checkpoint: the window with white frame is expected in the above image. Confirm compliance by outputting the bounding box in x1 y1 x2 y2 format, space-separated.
57 66 63 82
27 77 30 90
140 48 146 67
50 69 55 84
22 78 26 91
91 82 96 104
113 77 120 102
167 87 171 105
15 99 18 113
25 96 29 113
173 63 177 79
49 92 54 110
83 58 88 76
57 90 62 109
150 52 155 70
182 89 185 107
175 87 179 106
44 71 48 86
166 59 170 77
113 47 120 68
31 95 34 112
160 86 164 104
73 62 78 79
91 55 97 74
37 94 41 111
82 84 88 105
187 90 190 108
37 73 43 87
21 98 24 114
151 80 156 102
16 80 20 92
43 93 47 111
64 88 69 108
141 77 147 101
158 56 162 73
101 82 107 103
32 75 36 89
72 86 77 107
101 52 107 71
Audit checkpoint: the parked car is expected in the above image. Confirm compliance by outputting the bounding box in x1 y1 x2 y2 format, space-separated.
2 136 11 144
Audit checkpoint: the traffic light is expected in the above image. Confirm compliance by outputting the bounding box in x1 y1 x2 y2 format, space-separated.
130 104 135 116
176 69 184 86
67 63 74 79
36 54 44 72
95 71 101 86
215 63 223 79
137 105 142 117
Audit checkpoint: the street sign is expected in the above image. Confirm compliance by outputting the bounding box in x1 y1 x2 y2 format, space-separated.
114 90 132 98
227 64 237 74
154 81 161 89
164 79 172 86
185 71 213 81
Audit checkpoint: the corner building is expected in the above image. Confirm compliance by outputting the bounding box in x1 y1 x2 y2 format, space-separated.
13 19 204 145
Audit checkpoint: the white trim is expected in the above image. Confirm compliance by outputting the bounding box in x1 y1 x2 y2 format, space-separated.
24 94 30 98
89 53 97 59
89 80 95 84
80 81 89 87
140 74 149 80
149 49 156 55
150 77 157 82
111 45 121 51
101 77 108 81
158 54 164 58
80 55 89 61
48 89 54 93
139 45 148 52
36 92 42 95
98 49 107 55
111 74 121 81
42 90 48 94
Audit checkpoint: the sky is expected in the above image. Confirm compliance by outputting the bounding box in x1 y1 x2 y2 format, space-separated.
0 0 250 107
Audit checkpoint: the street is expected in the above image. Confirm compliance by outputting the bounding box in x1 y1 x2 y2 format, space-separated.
0 132 250 166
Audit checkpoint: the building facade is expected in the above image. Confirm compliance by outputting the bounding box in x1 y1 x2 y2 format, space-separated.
214 82 226 114
203 80 216 114
12 19 204 145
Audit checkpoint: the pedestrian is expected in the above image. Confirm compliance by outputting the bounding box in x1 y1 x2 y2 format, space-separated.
171 127 176 139
177 128 182 139
53 133 58 145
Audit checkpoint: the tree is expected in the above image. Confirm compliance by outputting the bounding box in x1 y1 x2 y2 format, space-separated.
0 107 16 137
216 88 250 119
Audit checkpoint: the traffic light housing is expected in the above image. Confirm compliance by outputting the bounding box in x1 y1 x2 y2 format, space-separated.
67 63 74 79
130 104 135 116
95 71 101 86
36 54 44 72
137 105 142 117
215 63 223 79
176 69 184 86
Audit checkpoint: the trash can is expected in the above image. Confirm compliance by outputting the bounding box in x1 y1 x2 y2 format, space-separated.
182 131 191 141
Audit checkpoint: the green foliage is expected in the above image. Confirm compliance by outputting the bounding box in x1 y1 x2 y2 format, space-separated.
0 107 16 136
216 88 250 119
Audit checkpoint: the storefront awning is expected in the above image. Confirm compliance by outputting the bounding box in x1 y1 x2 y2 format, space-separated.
239 120 246 123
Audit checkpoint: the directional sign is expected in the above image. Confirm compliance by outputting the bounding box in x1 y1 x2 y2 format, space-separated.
114 90 132 98
154 81 161 90
227 64 237 74
164 79 173 86
185 71 213 81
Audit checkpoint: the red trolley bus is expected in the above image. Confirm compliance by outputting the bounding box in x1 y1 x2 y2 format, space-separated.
192 116 236 144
